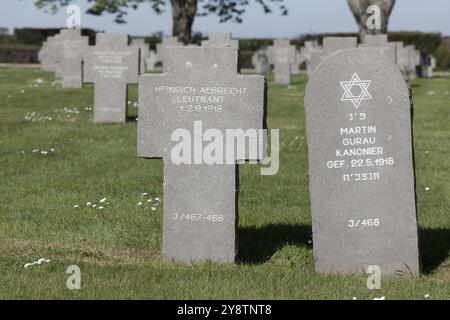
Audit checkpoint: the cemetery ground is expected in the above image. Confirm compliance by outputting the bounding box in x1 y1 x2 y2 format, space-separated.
0 66 449 300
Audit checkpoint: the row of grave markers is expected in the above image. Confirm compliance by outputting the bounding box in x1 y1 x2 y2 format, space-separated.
253 35 436 85
37 30 420 277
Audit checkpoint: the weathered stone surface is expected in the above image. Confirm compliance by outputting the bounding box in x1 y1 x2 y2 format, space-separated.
137 46 266 263
201 32 239 49
358 34 397 63
307 37 357 77
84 34 139 123
304 48 420 277
323 37 357 56
156 36 183 67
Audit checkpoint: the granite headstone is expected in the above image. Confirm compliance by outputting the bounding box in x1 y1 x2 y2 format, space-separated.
304 48 420 277
137 46 266 263
84 34 139 123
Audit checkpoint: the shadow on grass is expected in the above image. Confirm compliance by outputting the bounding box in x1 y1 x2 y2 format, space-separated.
420 227 450 274
126 115 138 122
238 224 312 264
238 225 450 273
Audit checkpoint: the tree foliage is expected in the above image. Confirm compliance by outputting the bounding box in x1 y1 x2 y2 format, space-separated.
34 0 287 24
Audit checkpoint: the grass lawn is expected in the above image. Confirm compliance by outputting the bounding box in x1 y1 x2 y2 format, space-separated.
0 66 448 300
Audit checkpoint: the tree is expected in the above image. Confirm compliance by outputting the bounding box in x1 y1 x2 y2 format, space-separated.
33 0 288 44
347 0 396 41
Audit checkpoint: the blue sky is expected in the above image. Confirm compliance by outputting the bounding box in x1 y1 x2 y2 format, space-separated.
2 0 449 37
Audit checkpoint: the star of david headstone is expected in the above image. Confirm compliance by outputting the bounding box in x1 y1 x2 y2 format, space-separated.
340 73 372 109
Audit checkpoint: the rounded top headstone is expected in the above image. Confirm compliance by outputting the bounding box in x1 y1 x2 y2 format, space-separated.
305 48 409 115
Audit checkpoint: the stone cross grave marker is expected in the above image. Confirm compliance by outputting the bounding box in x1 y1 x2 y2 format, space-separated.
358 34 397 63
304 48 420 277
201 32 239 49
403 45 421 79
307 37 357 77
420 54 436 78
157 36 183 67
267 39 296 85
84 34 139 123
291 50 306 75
39 34 62 73
307 50 324 77
137 46 266 263
323 37 357 57
55 29 89 88
131 38 149 74
252 48 270 75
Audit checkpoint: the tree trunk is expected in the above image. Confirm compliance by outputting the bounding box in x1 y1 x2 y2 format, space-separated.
170 0 197 44
347 0 396 41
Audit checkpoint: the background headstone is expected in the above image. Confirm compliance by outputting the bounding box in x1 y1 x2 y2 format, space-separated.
201 32 239 49
137 46 266 263
358 34 397 63
84 33 139 123
146 50 158 72
156 36 183 67
267 39 296 85
307 37 357 76
131 38 149 74
291 50 306 75
39 34 62 73
304 48 420 277
251 48 270 75
55 29 89 88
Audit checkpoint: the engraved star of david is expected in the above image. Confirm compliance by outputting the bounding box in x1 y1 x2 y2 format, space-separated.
340 73 372 109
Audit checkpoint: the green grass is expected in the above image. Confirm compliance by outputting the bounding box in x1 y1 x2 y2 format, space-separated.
0 67 449 300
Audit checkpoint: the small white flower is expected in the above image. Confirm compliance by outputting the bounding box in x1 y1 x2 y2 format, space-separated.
87 202 92 206
37 258 50 264
40 151 48 155
142 193 148 197
99 198 107 203
425 294 430 298
352 297 357 300
373 296 385 300
138 202 143 206
92 204 97 208
425 187 430 191
155 197 160 201
425 150 429 154
151 207 156 211
147 199 152 203
98 206 104 209
74 205 80 208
